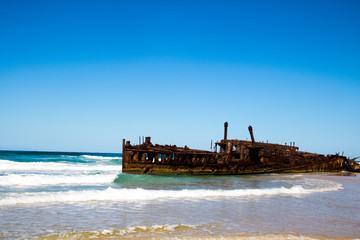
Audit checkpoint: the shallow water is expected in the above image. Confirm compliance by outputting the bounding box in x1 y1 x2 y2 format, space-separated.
0 151 359 239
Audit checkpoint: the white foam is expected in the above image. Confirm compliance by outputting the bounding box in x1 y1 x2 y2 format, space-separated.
82 155 122 160
51 224 196 239
0 160 122 172
161 234 322 240
116 224 196 235
0 173 118 187
0 181 342 206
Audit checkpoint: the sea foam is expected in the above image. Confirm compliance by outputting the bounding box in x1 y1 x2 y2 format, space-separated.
0 180 342 206
81 155 122 160
0 160 122 172
39 224 197 239
0 173 118 187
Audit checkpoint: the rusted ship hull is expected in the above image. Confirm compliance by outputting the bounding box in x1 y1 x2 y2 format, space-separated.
122 149 353 175
122 161 350 175
122 124 359 175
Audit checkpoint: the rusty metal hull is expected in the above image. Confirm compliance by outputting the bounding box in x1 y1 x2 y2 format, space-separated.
122 141 358 175
122 124 359 175
122 160 349 175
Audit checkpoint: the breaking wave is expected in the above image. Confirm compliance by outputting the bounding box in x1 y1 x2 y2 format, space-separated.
0 160 122 172
0 181 342 206
95 224 196 235
35 224 324 240
37 224 197 239
81 155 122 160
0 173 118 187
39 231 324 240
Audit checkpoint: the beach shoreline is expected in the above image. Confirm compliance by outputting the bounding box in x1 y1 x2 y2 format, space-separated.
1 152 359 239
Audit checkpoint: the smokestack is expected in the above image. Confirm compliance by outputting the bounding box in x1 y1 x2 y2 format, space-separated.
224 122 228 140
248 125 255 143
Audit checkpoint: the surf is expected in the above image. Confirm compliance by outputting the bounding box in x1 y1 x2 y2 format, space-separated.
0 159 122 172
81 155 122 160
0 173 119 187
0 179 342 206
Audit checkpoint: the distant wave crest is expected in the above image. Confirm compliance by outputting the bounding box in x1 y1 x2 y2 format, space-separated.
82 155 122 160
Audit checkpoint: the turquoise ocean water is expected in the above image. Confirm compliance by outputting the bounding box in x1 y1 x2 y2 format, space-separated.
0 151 359 239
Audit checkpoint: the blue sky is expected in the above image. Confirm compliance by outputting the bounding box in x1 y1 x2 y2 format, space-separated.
0 0 359 157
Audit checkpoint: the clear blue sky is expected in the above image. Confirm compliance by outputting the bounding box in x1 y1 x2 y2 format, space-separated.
0 0 359 157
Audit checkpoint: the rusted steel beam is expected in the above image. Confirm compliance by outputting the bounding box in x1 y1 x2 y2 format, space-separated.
248 125 255 144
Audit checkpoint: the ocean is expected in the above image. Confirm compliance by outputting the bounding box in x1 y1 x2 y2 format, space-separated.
0 151 359 240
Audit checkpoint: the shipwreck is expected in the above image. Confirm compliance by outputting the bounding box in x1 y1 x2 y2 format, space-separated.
122 123 359 175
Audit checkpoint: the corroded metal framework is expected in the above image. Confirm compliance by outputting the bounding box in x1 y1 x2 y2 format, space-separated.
122 123 359 175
